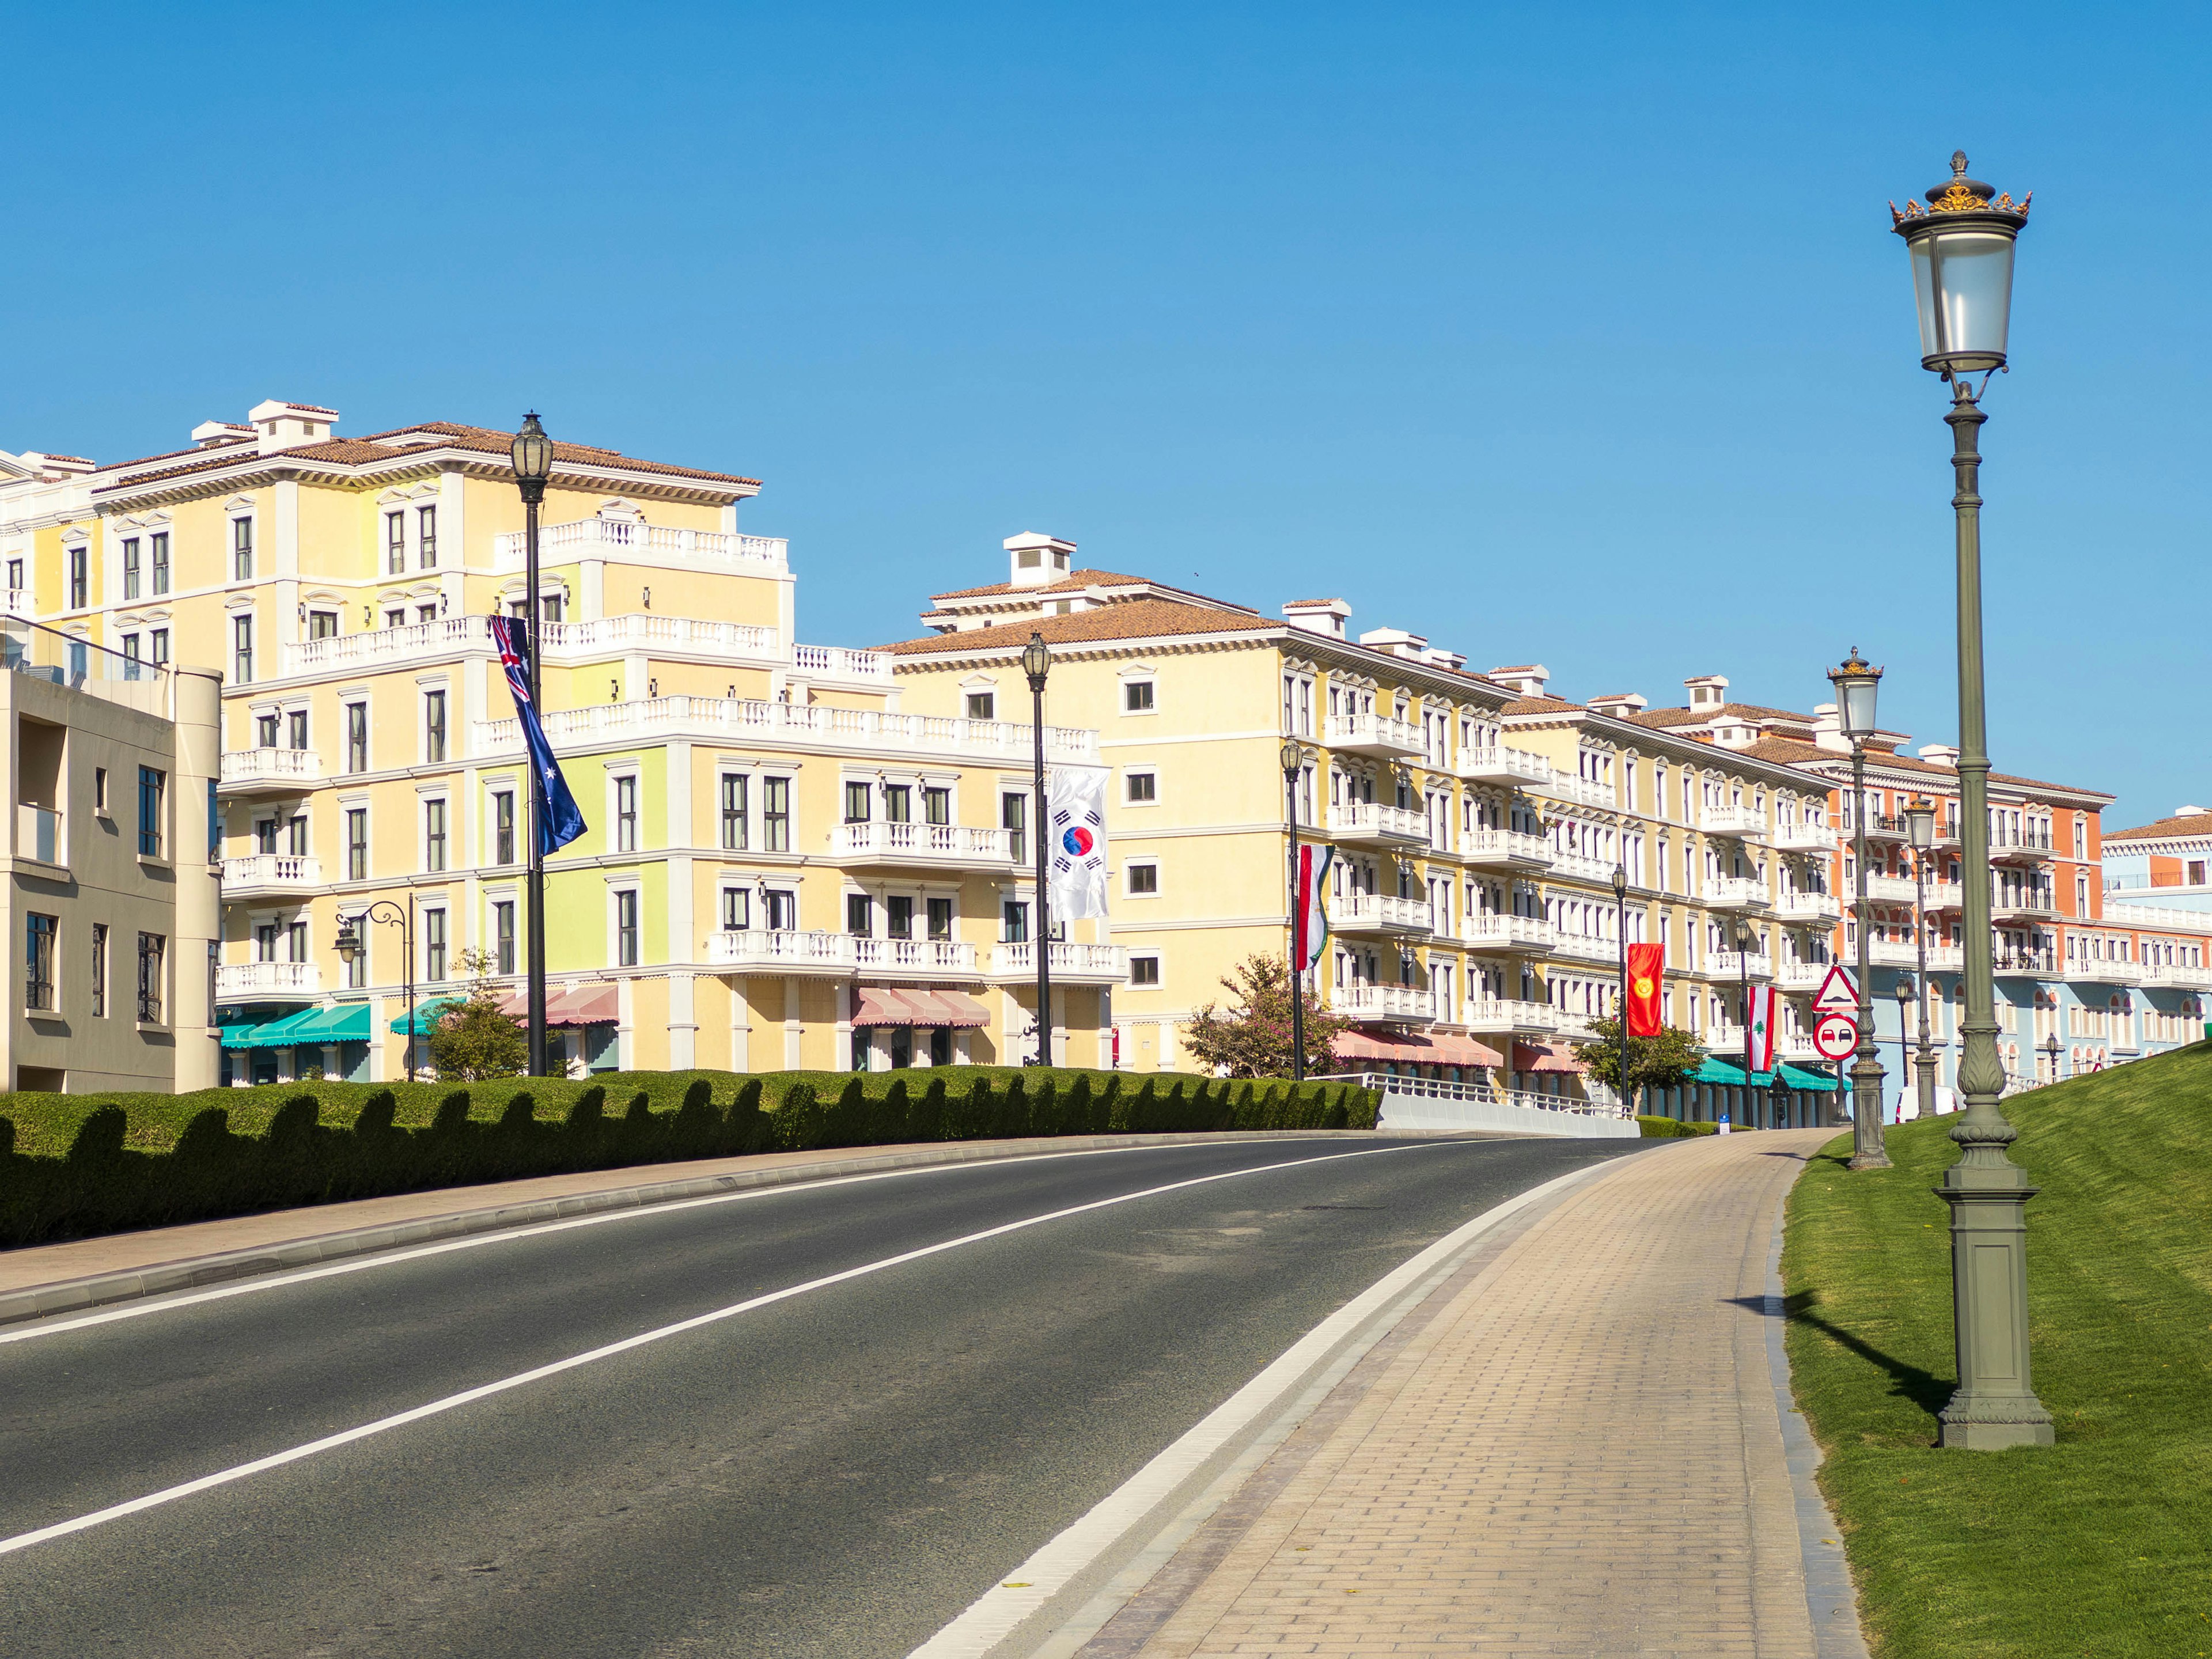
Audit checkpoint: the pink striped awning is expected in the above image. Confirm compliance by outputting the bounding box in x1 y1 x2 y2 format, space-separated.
1511 1040 1585 1074
1335 1029 1504 1068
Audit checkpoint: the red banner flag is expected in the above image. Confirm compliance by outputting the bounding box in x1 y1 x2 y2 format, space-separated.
1626 943 1664 1036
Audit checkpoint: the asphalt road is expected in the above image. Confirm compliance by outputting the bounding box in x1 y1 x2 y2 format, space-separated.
0 1133 1649 1658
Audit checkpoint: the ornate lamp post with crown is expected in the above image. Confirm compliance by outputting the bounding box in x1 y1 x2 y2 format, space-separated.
510 413 555 1078
1830 646 1888 1168
1021 631 1054 1065
1890 150 2052 1450
1283 738 1310 1082
1905 796 1941 1120
1611 863 1630 1117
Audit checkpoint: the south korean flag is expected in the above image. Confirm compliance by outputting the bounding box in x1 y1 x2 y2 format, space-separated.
1047 767 1111 920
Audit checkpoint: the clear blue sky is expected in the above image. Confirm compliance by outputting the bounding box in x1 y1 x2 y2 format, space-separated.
5 4 2206 827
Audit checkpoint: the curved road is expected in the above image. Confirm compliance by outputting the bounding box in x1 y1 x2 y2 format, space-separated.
0 1134 1649 1657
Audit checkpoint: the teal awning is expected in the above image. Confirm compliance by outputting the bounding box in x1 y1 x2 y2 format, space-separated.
283 1003 373 1044
389 997 464 1035
226 1006 326 1050
1780 1062 1839 1092
219 1021 272 1050
1693 1056 1840 1092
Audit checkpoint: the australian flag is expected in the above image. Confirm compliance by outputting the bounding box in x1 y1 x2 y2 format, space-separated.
490 615 588 857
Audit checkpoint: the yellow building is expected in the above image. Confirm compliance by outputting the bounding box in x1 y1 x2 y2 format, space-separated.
887 540 1842 1124
8 405 1119 1084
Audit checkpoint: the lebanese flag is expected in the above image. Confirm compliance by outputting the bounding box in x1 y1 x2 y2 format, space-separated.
1747 984 1777 1074
1292 843 1334 972
1626 943 1664 1036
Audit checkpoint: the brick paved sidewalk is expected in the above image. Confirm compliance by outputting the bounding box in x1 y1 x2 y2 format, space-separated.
1086 1127 1842 1658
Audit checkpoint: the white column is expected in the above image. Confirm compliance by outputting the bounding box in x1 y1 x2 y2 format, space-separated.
668 971 696 1070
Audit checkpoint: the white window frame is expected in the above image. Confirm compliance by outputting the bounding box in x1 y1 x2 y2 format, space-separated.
1123 767 1159 806
1124 858 1162 898
1127 951 1164 988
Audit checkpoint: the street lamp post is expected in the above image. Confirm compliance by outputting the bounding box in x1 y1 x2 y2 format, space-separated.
1734 916 1756 1130
1768 1063 1793 1131
336 901 412 1082
1021 632 1054 1066
1611 863 1631 1119
510 413 554 1079
2044 1031 2062 1086
1830 647 1889 1168
1892 149 2052 1450
1906 796 1940 1121
1282 738 1309 1082
1893 974 1915 1124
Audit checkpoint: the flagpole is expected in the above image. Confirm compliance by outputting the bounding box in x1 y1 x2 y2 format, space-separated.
510 414 553 1083
1282 740 1305 1084
1021 634 1052 1067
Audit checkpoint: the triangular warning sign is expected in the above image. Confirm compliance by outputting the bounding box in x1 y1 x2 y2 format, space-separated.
1813 964 1859 1013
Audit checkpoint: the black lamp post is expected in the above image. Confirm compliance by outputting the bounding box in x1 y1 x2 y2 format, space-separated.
1892 149 2051 1450
1283 737 1309 1082
1906 795 1940 1121
1830 647 1888 1168
1768 1060 1793 1131
337 901 412 1082
1733 916 1756 1130
2044 1030 2062 1086
1893 973 1915 1127
1021 631 1053 1066
510 413 554 1079
1611 862 1630 1119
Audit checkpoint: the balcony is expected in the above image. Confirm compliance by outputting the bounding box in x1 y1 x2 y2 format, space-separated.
478 696 1097 766
1546 850 1617 885
1326 801 1431 847
2066 955 2141 986
215 960 321 1002
1702 1024 1747 1057
1991 950 2062 980
1548 931 1620 965
1332 893 1435 938
704 929 858 975
855 938 980 979
1991 893 2061 924
1701 804 1768 840
283 615 493 677
1532 771 1613 808
1705 951 1773 980
989 941 1128 984
1771 821 1838 853
16 804 62 866
1866 940 1920 968
1456 745 1552 789
791 643 891 682
1853 874 1918 905
1775 961 1830 991
2142 961 2212 990
1774 891 1842 923
1459 915 1555 954
1332 983 1435 1024
1552 1009 1602 1041
222 854 323 896
1922 880 1964 911
1459 998 1558 1035
827 821 1015 870
1454 828 1552 870
1321 710 1425 759
219 747 323 796
1703 876 1771 912
493 514 789 574
1855 813 1908 843
548 613 783 663
1988 827 2056 865
1 589 33 619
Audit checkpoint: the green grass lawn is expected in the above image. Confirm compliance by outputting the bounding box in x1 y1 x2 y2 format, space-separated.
1783 1042 2212 1658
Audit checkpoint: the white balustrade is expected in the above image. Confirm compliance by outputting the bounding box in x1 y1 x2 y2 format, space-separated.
830 822 1014 863
1455 745 1553 788
1455 827 1552 866
1322 710 1425 757
854 938 978 974
1706 951 1774 979
792 643 890 680
1701 804 1768 839
1459 915 1555 952
990 941 1129 981
222 854 323 889
478 696 1096 764
1333 982 1435 1022
703 929 855 971
1326 801 1430 843
1771 821 1839 852
219 747 324 789
493 516 788 573
216 960 321 997
1332 893 1435 934
1704 875 1771 910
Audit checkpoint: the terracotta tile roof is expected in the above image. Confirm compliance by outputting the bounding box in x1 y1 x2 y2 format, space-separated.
2105 811 2212 842
1501 695 1582 716
926 569 1158 601
881 597 1281 656
1734 737 2108 801
106 437 254 472
1628 701 1812 729
1283 597 1347 607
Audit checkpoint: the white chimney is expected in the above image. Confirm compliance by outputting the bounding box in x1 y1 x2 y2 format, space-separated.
1587 692 1649 718
1810 703 1850 754
1357 626 1430 660
2177 804 2207 817
1919 744 1961 768
1003 531 1075 590
192 420 255 450
1487 664 1551 698
248 400 339 455
1684 673 1730 708
1282 598 1350 639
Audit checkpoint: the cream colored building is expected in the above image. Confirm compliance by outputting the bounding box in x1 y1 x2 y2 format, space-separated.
2 410 1119 1085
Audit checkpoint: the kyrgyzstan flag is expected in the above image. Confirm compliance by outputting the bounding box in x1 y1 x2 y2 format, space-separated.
1626 943 1664 1036
1747 984 1777 1074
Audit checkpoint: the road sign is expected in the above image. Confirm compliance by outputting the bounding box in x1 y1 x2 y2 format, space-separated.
1813 964 1860 1013
1813 1012 1860 1061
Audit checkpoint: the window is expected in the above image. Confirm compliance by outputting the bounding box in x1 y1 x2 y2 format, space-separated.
25 914 57 1010
1127 861 1160 895
1003 792 1027 862
1125 770 1157 804
927 897 953 941
150 628 169 664
93 768 107 814
287 813 308 856
966 692 995 721
493 790 516 864
846 893 873 935
764 889 797 931
89 922 108 1017
386 512 406 574
883 784 911 823
305 609 337 639
346 702 368 772
137 767 165 858
134 931 168 1022
385 609 407 630
122 538 141 599
418 505 438 569
719 774 748 849
417 604 438 626
844 781 872 823
287 709 308 750
494 900 516 975
287 919 308 963
1130 955 1162 987
424 910 448 982
615 775 638 851
150 532 171 594
232 615 254 683
256 713 279 749
1124 679 1155 713
615 890 639 967
923 786 950 825
1002 899 1029 943
67 544 88 608
344 921 368 988
425 799 448 871
720 888 751 931
423 691 448 762
887 895 914 938
762 777 791 851
226 517 252 582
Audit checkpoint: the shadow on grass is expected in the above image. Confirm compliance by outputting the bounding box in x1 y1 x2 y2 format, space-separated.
1737 1287 1954 1425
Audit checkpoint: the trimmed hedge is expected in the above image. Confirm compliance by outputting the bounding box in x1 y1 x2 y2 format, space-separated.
1637 1115 1721 1138
0 1068 1380 1248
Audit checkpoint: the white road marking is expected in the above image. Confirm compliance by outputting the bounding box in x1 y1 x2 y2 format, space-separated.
906 1157 1623 1658
1 1137 1370 1347
0 1141 1439 1557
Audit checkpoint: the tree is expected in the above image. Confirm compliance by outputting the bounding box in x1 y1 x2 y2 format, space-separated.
428 948 528 1082
1567 1016 1703 1111
1180 953 1351 1079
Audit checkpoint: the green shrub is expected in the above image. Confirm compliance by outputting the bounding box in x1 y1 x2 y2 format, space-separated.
1637 1114 1719 1138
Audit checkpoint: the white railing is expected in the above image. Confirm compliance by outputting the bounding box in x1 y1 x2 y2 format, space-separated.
2104 900 2212 935
216 960 321 997
1459 915 1555 952
1923 881 1963 910
222 854 323 888
990 941 1129 980
1547 850 1617 884
854 937 978 974
1455 745 1553 788
1705 875 1771 909
1854 874 1917 904
1323 711 1425 755
1775 961 1831 991
2142 961 2212 988
285 615 491 675
703 929 855 970
478 696 1097 763
830 822 1014 863
544 613 781 660
1552 1009 1602 1040
1 589 34 619
1772 821 1838 852
1333 983 1435 1022
1321 1071 1630 1120
493 516 788 573
16 804 60 864
219 747 323 787
1535 772 1613 808
1455 827 1551 866
2066 956 2141 984
1332 893 1435 933
1703 1024 1747 1056
1458 997 1559 1032
792 643 890 680
1775 891 1841 922
1701 804 1768 839
1706 951 1773 980
1327 801 1430 842
1548 931 1619 964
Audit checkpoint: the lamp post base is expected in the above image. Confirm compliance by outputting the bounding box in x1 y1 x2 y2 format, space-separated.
1934 1163 2054 1450
1848 1054 1891 1169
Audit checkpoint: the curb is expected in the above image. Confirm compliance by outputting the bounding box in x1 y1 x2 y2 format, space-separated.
0 1130 1375 1331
